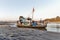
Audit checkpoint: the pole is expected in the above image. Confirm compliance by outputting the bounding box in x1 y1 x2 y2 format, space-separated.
30 8 34 26
32 12 34 20
32 8 34 20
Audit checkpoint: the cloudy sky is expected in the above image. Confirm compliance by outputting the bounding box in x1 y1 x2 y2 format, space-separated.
0 0 60 20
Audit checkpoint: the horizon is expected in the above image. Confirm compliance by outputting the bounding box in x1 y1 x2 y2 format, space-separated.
0 0 60 20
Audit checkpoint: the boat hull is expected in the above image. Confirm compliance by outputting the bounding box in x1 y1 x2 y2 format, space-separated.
17 24 47 30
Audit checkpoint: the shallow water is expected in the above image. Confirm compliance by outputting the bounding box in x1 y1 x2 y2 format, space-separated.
47 23 60 33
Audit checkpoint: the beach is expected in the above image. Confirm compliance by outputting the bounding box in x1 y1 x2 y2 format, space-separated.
0 25 60 40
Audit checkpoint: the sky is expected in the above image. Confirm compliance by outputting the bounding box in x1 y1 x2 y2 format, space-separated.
0 0 60 21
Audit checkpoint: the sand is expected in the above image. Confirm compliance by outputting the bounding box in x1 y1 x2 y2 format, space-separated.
0 25 60 40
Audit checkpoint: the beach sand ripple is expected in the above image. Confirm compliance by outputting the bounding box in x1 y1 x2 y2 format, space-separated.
0 25 60 40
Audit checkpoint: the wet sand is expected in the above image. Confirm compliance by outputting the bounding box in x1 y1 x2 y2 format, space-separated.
0 25 60 40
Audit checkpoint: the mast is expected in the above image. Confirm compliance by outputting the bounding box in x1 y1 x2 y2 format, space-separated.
32 8 35 20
